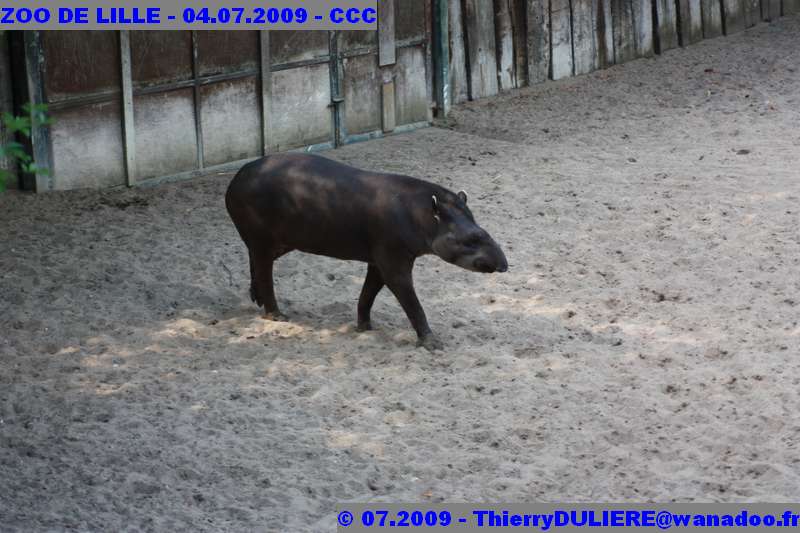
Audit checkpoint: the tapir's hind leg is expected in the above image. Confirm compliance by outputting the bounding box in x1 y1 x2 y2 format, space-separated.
248 248 260 305
251 243 287 321
357 264 384 331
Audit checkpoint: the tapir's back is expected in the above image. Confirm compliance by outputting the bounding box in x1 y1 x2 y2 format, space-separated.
226 153 431 261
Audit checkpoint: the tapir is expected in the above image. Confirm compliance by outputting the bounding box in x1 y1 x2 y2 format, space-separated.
225 153 508 351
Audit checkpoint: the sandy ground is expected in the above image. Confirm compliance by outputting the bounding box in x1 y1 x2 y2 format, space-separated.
2 15 800 532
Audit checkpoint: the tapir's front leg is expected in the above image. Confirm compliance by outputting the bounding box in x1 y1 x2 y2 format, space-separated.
377 258 443 351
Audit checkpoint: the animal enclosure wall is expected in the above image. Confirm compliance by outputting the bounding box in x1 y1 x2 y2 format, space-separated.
12 0 433 191
9 0 799 191
445 0 799 107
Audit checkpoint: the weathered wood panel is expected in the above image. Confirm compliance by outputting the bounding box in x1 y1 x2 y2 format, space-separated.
270 31 329 65
612 0 637 63
633 0 654 56
677 0 705 44
526 0 550 84
50 100 126 189
761 0 781 20
379 0 396 66
395 46 431 126
510 0 529 86
270 64 331 151
196 31 258 76
494 0 516 89
131 31 192 86
551 0 574 79
343 54 381 135
42 32 120 101
655 0 680 51
573 0 599 75
396 0 427 40
742 0 762 26
596 0 615 67
449 0 470 103
133 89 197 179
382 81 396 132
722 0 745 34
702 0 724 37
200 78 261 167
464 0 499 98
785 0 800 15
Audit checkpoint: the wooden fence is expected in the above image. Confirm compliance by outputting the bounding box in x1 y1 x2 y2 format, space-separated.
439 0 799 110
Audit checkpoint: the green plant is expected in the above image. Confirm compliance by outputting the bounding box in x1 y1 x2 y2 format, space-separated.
0 103 52 192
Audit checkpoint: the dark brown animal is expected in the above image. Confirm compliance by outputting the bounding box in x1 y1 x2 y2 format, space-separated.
225 153 508 350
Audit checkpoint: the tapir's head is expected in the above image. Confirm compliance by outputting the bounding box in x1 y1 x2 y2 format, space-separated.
429 190 508 273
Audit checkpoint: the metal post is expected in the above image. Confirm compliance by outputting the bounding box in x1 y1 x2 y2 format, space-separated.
328 31 345 147
119 31 136 186
433 0 451 116
191 30 204 170
259 30 272 155
23 31 52 192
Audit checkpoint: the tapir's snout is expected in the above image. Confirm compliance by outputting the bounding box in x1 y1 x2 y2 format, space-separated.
471 240 508 273
496 256 509 273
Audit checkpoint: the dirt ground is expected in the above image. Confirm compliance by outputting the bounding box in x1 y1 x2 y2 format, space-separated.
2 16 800 532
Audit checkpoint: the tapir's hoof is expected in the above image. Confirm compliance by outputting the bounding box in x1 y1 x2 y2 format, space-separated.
418 334 444 352
263 310 288 322
356 321 373 332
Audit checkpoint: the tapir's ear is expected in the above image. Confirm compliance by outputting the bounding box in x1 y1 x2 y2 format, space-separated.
431 195 439 212
457 190 468 204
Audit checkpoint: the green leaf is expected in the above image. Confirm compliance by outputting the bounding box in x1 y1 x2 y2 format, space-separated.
0 141 28 160
2 112 32 136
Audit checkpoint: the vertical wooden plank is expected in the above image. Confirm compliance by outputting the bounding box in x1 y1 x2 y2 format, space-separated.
464 0 499 98
424 0 434 122
23 31 52 192
702 0 724 37
259 30 272 154
510 0 529 87
119 31 136 187
494 0 516 90
573 0 598 75
526 0 551 84
449 0 469 104
677 0 705 44
655 0 679 51
379 0 396 66
190 31 204 170
0 31 17 188
329 31 345 147
633 0 654 57
742 0 762 26
551 0 574 79
784 0 800 15
722 0 745 33
612 0 637 63
433 0 450 115
761 0 781 19
382 80 396 132
596 0 615 67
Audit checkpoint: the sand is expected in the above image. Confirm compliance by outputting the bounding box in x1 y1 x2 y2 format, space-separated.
1 15 799 532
